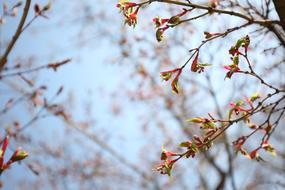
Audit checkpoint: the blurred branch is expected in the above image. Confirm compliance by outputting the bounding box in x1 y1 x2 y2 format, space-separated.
0 86 64 145
205 74 237 190
71 124 160 189
0 0 31 71
0 59 71 79
168 103 227 187
0 95 26 116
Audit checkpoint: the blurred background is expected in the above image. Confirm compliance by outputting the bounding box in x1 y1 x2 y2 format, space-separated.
0 0 285 189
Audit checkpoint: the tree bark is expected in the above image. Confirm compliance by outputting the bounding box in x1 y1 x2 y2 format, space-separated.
273 0 285 32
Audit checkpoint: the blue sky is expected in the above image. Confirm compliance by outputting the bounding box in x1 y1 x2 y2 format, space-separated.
1 0 285 189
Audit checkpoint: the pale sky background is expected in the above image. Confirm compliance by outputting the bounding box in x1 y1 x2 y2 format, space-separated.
0 0 284 189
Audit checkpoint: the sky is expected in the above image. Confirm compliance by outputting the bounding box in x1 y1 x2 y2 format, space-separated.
1 0 167 185
1 0 285 189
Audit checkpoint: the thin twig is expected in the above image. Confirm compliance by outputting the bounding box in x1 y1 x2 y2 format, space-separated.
0 0 31 71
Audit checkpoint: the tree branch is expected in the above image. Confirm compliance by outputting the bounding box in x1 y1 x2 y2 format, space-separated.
0 0 31 72
152 0 280 26
273 0 285 31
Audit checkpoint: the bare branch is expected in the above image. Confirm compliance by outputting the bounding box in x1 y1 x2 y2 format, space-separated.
0 0 32 71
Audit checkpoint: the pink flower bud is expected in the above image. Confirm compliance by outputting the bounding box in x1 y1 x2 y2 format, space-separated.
10 148 28 162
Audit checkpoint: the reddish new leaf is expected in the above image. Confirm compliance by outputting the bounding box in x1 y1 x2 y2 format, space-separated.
191 52 199 72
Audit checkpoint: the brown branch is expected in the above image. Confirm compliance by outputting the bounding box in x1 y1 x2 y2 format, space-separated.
71 125 152 181
167 98 227 187
0 0 31 72
149 0 285 47
179 22 251 70
208 91 283 144
151 0 281 26
205 74 237 190
240 54 285 92
0 59 71 78
272 0 285 31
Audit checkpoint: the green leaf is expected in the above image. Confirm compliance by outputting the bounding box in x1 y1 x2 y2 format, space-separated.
179 141 192 148
262 143 277 157
233 56 239 65
203 121 215 129
156 28 164 42
165 161 173 177
255 153 265 162
198 63 211 67
171 78 179 94
186 117 204 123
160 72 172 81
236 38 244 48
250 92 261 102
167 16 180 25
228 108 234 120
